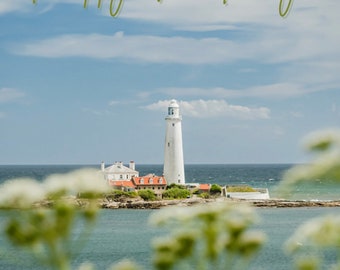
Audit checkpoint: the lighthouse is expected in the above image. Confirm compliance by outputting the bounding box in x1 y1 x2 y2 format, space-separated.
163 99 185 185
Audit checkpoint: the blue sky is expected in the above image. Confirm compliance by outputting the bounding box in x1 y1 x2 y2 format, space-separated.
0 0 339 165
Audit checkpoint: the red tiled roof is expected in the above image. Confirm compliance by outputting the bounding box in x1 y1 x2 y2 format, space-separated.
109 180 135 188
199 183 210 191
132 175 167 186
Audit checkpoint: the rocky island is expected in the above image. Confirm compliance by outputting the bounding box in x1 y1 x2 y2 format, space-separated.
99 197 340 209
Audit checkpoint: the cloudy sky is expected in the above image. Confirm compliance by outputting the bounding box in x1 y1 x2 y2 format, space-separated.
0 0 339 165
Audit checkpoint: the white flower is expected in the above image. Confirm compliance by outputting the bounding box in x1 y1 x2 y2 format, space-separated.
149 202 256 227
279 129 340 197
0 178 46 208
68 168 109 194
109 259 140 270
77 262 95 270
44 168 109 197
285 215 340 253
44 173 75 196
304 129 340 152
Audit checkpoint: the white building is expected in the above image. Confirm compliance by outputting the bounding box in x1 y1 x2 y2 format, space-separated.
163 100 185 185
101 161 139 181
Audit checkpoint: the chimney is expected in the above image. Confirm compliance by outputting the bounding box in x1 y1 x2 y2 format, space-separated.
129 160 135 171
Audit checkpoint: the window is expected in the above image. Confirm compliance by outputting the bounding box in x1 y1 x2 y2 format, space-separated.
172 123 175 127
140 178 144 184
150 179 153 184
168 142 170 147
120 175 123 179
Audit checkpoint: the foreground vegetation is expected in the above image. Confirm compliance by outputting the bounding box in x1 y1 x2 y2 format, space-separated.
103 183 222 202
1 129 340 270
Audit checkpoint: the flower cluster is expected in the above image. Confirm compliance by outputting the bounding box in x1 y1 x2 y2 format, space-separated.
278 129 340 197
285 215 340 269
0 168 109 209
149 202 265 270
279 129 340 270
0 168 110 270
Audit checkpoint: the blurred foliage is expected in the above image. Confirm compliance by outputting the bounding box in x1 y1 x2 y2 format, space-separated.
0 168 108 270
279 129 340 196
149 202 265 270
278 129 340 270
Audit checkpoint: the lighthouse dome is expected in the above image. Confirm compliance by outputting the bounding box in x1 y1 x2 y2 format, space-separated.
169 99 179 108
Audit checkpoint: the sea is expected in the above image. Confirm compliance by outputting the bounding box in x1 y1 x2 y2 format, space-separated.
1 164 340 270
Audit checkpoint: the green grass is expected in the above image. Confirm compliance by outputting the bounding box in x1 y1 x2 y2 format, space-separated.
226 185 256 192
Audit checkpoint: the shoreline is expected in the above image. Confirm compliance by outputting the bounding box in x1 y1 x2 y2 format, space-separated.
100 197 340 209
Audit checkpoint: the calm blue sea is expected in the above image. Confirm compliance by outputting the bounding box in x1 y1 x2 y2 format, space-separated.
1 164 340 269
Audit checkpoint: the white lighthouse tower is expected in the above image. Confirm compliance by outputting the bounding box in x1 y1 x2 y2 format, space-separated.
163 99 185 185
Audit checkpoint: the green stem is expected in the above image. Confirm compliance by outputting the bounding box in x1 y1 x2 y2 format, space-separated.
279 0 294 18
45 239 70 270
110 0 124 17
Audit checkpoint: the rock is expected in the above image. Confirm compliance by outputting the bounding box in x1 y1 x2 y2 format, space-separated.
33 197 340 210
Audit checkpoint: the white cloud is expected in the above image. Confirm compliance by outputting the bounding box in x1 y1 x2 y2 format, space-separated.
9 0 339 65
7 0 340 92
10 1 340 88
121 0 340 90
0 1 31 14
281 60 340 89
144 99 270 120
12 26 337 66
120 0 279 29
127 1 336 35
157 83 321 99
109 100 119 106
0 88 25 103
0 0 79 15
10 32 248 64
